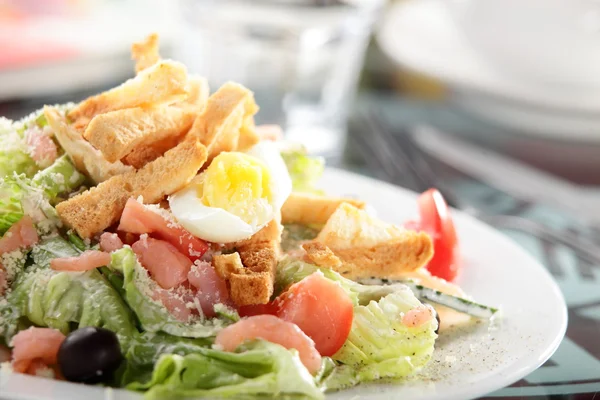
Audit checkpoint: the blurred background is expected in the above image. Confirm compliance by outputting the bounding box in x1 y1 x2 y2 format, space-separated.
1 0 600 398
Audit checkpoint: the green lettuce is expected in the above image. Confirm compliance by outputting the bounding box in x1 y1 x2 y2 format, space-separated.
31 154 85 200
276 258 438 388
122 332 213 385
5 237 137 348
126 340 324 400
330 290 437 386
112 247 234 338
0 155 84 235
0 120 37 179
280 146 324 193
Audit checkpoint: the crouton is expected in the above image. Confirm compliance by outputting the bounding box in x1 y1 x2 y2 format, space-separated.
213 253 244 280
44 106 133 183
83 106 196 162
281 192 366 225
312 203 433 279
215 219 282 306
131 33 160 73
228 271 274 306
68 60 189 124
301 242 343 269
56 138 208 238
187 82 259 161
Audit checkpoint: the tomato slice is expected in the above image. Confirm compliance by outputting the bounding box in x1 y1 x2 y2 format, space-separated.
275 273 353 356
417 189 460 281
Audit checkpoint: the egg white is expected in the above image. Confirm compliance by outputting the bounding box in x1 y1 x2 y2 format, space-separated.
169 141 292 243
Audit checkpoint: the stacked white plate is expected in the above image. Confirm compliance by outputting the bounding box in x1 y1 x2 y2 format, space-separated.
376 0 600 141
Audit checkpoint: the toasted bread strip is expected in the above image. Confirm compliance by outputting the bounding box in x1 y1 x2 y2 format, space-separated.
132 33 160 73
56 138 207 238
122 134 185 169
187 81 260 161
44 106 133 183
185 76 210 109
312 203 433 279
120 77 210 168
84 106 196 162
68 60 188 124
281 192 366 225
301 242 343 269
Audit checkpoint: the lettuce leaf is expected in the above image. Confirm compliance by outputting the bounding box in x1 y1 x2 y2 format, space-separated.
31 154 85 200
5 237 137 348
125 340 324 400
0 123 37 179
0 155 84 235
112 247 234 338
330 289 437 385
280 146 324 194
122 332 213 385
276 258 438 388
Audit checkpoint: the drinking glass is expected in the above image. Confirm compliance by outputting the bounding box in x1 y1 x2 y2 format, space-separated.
175 0 384 158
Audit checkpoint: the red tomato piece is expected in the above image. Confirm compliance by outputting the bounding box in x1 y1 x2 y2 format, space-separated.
132 237 192 289
215 315 322 374
99 232 124 253
0 216 39 254
237 302 279 318
275 273 353 357
50 250 111 272
0 216 40 295
118 198 209 260
417 189 460 281
11 327 65 374
25 127 58 167
187 261 231 318
152 286 193 322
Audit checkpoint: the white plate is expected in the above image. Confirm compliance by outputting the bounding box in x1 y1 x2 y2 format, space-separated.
0 168 567 400
376 0 600 140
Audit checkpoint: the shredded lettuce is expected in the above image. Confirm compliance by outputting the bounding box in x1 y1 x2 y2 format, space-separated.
5 237 137 348
111 247 234 338
125 340 324 400
280 146 324 193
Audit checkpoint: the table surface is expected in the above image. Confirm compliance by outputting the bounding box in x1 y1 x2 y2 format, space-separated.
1 79 599 400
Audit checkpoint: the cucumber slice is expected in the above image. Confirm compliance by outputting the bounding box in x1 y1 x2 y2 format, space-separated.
357 278 499 319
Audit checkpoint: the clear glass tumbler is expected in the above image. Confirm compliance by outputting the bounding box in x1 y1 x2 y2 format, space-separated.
175 0 383 158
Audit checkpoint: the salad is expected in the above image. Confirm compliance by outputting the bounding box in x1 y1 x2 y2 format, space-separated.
0 34 498 399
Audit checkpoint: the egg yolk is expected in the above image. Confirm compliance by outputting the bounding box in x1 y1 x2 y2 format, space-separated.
199 152 274 225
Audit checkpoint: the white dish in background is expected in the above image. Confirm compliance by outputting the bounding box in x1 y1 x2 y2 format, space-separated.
0 169 567 400
376 0 600 140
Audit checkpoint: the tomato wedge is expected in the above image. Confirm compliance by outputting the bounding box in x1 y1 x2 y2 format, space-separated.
417 189 460 281
275 273 353 356
118 198 208 260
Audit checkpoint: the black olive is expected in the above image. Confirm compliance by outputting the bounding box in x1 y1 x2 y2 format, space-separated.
58 327 123 384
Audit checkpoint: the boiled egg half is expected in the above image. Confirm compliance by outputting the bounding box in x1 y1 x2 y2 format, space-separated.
168 141 292 243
